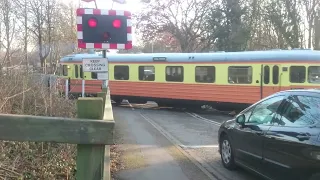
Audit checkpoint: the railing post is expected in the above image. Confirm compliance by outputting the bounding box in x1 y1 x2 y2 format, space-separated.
102 87 108 93
65 78 69 99
76 97 105 180
82 79 85 97
97 92 107 110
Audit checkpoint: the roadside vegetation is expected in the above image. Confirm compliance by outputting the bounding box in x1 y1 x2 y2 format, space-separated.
0 70 77 179
0 69 121 179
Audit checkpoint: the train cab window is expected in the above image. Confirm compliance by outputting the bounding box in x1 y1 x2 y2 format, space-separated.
56 65 62 76
139 66 155 81
290 66 306 83
75 65 79 78
166 66 183 82
114 65 129 80
308 66 320 83
62 65 68 76
264 66 270 84
80 65 84 78
195 66 215 83
273 65 279 84
228 66 252 84
91 72 97 79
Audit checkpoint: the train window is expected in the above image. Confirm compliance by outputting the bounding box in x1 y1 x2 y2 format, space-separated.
308 66 320 84
91 72 97 79
228 66 252 84
80 65 84 78
75 65 79 78
290 66 306 83
273 65 279 84
139 66 155 81
195 66 215 83
62 65 68 76
166 66 183 82
56 65 62 76
264 66 270 84
114 65 129 80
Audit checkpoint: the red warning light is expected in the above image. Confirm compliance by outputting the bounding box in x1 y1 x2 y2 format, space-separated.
88 18 97 28
113 19 121 28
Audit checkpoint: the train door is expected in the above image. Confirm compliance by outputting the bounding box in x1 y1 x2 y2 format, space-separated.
74 65 79 79
79 65 84 79
261 64 282 99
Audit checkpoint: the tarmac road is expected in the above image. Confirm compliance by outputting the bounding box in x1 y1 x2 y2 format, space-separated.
112 102 260 180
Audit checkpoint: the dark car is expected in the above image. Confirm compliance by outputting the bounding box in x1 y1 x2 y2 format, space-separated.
218 89 320 180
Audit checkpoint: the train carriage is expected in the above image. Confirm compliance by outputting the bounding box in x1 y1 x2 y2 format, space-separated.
56 49 320 110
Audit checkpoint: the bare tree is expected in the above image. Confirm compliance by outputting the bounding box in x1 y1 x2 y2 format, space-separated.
24 0 28 71
27 0 56 71
135 0 214 52
118 45 144 53
314 10 320 49
0 0 17 71
13 0 30 72
48 2 77 74
302 0 319 48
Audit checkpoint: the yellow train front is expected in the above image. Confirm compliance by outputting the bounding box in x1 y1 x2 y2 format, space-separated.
56 49 320 110
55 53 104 97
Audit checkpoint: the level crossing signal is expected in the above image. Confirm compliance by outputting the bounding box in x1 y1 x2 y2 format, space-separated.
76 8 132 50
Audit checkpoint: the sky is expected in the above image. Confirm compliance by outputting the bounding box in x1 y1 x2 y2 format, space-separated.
63 0 144 48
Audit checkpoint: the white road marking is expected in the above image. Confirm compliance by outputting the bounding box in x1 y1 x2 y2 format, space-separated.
139 112 219 180
186 112 222 126
179 145 219 149
140 113 185 147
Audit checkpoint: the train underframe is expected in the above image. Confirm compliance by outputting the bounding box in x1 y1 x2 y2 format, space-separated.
111 95 250 113
57 87 250 113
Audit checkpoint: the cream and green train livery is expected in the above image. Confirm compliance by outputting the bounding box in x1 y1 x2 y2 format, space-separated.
56 49 320 110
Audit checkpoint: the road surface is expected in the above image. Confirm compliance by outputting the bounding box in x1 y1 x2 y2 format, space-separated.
112 102 260 180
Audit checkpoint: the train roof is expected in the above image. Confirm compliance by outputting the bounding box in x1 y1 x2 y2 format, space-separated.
59 49 320 63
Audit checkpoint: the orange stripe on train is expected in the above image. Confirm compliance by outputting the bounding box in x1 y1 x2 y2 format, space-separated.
108 81 266 104
55 79 317 104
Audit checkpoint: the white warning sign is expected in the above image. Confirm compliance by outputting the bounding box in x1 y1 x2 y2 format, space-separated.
83 58 108 72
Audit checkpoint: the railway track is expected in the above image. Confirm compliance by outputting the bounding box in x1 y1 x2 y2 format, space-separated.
112 100 238 117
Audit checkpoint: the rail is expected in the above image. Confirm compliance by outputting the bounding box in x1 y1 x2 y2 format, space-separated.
0 88 115 180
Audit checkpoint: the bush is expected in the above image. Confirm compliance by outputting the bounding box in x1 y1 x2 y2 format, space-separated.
0 70 77 180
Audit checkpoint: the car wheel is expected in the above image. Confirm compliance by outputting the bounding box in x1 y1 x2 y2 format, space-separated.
220 134 236 170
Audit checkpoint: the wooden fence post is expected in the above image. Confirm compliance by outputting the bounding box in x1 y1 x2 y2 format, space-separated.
97 91 110 180
76 97 105 180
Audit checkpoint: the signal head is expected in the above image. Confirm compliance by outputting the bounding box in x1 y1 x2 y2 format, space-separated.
77 8 132 49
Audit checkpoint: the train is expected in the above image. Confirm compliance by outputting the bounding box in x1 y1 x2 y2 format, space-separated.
55 49 320 111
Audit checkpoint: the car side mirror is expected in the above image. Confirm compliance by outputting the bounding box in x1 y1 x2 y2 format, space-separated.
236 114 245 126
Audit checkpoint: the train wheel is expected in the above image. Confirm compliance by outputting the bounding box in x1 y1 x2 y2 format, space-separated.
156 102 167 107
112 99 122 106
129 100 147 104
185 104 202 111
